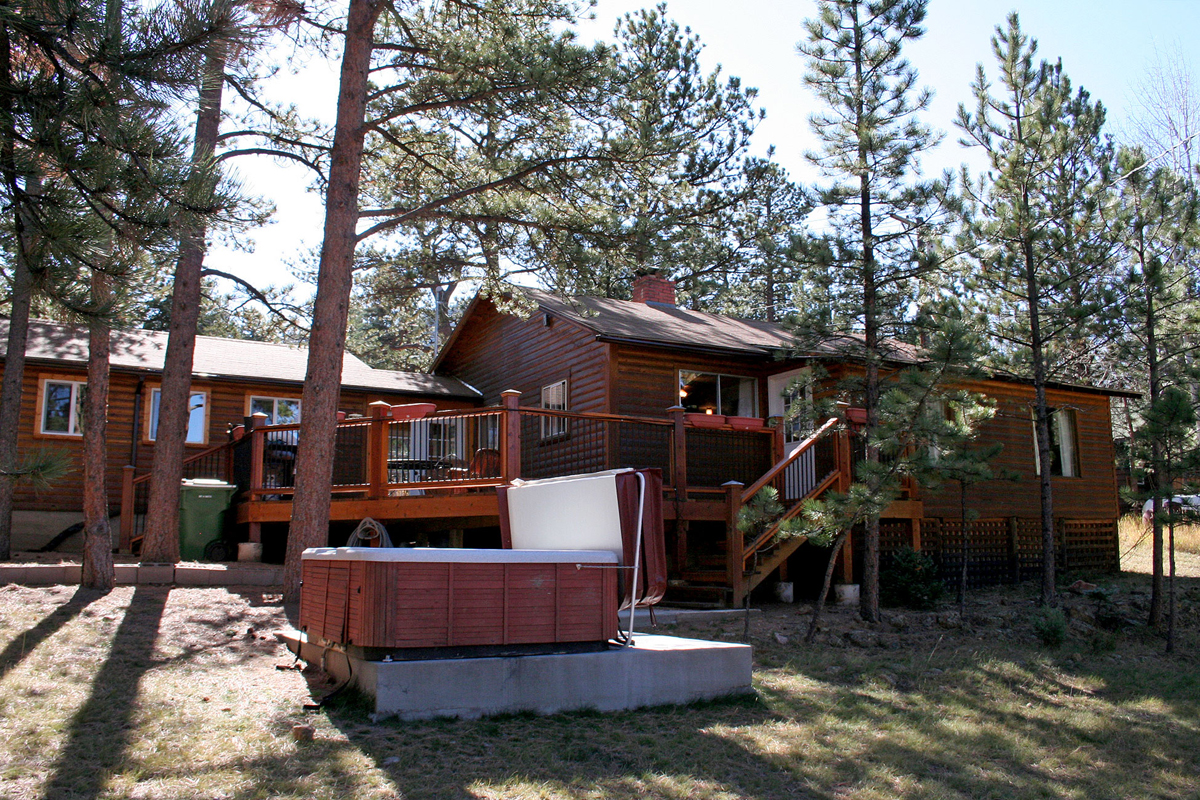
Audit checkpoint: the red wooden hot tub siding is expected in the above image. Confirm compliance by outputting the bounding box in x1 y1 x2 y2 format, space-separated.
300 558 619 649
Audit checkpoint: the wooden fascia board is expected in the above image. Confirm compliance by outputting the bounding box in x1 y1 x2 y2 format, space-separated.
592 334 776 361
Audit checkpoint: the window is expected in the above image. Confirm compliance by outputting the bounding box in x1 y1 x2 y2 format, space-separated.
1033 408 1080 477
40 378 86 436
678 371 757 416
541 380 568 439
149 389 208 445
249 396 302 425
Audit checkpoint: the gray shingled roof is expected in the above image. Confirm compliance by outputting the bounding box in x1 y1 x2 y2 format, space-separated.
529 290 925 363
531 290 796 355
0 319 480 399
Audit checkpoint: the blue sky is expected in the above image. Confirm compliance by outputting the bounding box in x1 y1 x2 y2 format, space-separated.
211 0 1199 298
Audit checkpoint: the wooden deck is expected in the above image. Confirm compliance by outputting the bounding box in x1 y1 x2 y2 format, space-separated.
122 398 868 606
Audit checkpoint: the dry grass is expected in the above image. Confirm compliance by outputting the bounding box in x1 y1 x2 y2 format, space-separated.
1118 514 1200 577
1119 513 1200 555
0 576 1197 800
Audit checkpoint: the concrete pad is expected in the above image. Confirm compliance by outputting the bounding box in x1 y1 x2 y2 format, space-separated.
137 564 175 584
632 607 762 626
283 633 752 721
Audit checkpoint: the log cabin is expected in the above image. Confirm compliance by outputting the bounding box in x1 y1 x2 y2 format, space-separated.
426 275 1135 604
0 319 479 552
6 271 1134 606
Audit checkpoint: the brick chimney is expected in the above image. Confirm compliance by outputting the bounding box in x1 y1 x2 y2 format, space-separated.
631 274 676 305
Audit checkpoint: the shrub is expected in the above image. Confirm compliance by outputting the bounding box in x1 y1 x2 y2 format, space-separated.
880 546 944 610
1033 608 1067 648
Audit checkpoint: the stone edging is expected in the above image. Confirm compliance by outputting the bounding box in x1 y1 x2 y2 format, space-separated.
0 562 283 587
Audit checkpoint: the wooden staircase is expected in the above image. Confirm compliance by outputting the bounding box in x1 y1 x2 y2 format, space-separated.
663 419 853 607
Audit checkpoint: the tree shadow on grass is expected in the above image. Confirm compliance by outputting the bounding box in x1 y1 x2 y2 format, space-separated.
40 586 168 800
0 587 99 683
321 694 822 800
751 649 1200 800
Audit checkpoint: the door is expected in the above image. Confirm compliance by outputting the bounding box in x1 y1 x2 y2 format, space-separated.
767 368 817 502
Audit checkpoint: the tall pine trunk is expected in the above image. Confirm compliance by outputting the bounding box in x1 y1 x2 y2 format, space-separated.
0 245 32 562
1017 100 1056 606
0 28 35 558
1027 243 1057 607
82 273 115 591
283 0 384 602
1140 227 1164 626
140 42 227 563
853 3 881 624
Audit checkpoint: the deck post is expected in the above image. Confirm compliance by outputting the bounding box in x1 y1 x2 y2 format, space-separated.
724 481 745 608
368 401 392 499
668 406 688 501
836 427 854 584
502 390 521 483
768 415 785 469
119 465 135 553
248 413 268 498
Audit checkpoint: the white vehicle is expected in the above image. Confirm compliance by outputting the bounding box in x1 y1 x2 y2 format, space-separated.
1141 495 1200 524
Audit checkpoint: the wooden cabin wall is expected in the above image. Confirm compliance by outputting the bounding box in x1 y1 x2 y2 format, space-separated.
920 380 1120 522
609 344 776 420
437 299 610 412
0 361 471 515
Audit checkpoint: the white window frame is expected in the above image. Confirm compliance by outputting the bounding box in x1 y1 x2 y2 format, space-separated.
1032 407 1080 478
679 370 758 417
38 377 87 436
540 380 568 439
148 388 209 445
248 395 302 426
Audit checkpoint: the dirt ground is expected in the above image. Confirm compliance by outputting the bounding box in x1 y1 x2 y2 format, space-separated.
0 566 1196 799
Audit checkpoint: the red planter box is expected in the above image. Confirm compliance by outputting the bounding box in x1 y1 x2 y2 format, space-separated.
685 412 727 427
727 416 765 431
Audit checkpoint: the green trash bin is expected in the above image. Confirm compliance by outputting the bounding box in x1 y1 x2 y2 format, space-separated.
178 479 237 561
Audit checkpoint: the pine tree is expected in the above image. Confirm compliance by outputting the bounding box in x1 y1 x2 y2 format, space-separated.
1112 147 1199 626
956 13 1113 606
797 0 945 622
141 0 307 563
281 0 766 599
0 0 229 564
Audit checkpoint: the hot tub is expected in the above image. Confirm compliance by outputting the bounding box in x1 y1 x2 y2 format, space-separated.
300 547 619 657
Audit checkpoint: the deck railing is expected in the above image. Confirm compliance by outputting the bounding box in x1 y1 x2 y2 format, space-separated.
227 396 779 503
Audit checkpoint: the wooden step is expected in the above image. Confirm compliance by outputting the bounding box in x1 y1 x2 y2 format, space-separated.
664 584 729 607
679 569 730 584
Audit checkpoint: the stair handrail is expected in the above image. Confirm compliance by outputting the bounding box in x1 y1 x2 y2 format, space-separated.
128 438 239 486
739 417 844 567
741 470 841 565
740 416 839 505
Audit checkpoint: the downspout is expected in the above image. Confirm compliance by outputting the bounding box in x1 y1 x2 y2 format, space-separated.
130 377 145 469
